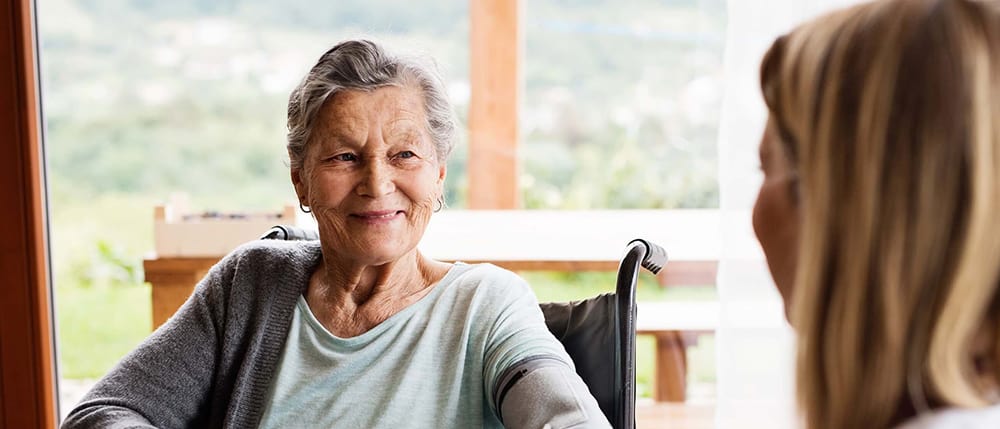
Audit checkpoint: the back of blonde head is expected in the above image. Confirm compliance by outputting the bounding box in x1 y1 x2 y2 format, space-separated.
760 1 1000 428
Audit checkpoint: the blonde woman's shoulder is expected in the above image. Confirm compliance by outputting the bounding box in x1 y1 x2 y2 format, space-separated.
895 405 1000 429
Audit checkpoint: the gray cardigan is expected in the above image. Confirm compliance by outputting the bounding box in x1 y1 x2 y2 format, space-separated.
62 239 611 429
63 240 322 428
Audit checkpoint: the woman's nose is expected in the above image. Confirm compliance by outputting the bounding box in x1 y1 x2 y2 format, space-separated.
357 159 395 197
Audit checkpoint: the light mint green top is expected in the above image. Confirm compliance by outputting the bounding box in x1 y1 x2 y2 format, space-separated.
257 262 573 428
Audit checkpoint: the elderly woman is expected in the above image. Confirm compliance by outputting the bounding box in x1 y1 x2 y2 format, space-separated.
753 1 1000 428
63 40 609 428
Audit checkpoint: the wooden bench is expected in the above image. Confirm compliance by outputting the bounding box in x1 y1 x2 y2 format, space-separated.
145 208 721 402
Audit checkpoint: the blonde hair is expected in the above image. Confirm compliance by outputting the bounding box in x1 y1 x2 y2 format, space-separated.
760 1 1000 428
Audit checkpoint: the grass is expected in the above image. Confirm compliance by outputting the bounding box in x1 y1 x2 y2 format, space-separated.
525 271 717 302
51 193 156 379
55 283 152 379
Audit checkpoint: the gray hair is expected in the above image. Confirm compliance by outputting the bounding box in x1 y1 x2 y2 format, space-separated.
286 39 457 170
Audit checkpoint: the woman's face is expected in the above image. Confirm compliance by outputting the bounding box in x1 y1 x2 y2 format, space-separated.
752 119 800 316
293 85 445 266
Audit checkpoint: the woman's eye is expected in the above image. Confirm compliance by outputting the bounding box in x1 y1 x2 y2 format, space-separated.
397 151 416 159
331 153 357 162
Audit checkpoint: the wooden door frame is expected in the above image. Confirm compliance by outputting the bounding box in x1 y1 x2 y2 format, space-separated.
0 0 58 427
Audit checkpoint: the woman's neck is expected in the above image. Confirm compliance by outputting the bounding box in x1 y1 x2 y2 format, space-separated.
305 249 451 337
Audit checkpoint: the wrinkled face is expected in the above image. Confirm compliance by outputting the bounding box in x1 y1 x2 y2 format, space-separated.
752 118 800 318
292 85 445 266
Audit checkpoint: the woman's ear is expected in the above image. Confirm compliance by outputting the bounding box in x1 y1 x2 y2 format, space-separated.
291 168 308 205
437 164 448 203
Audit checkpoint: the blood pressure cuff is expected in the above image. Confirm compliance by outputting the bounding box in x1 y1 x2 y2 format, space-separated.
493 356 611 429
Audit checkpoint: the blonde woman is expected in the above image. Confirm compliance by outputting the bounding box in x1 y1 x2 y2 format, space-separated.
752 0 1000 428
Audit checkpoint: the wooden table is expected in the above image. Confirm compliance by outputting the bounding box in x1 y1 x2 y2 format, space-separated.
145 209 722 402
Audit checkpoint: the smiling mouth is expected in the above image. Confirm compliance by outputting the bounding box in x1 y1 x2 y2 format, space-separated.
350 210 404 220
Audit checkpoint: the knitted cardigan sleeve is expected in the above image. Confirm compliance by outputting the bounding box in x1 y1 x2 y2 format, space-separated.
61 250 238 429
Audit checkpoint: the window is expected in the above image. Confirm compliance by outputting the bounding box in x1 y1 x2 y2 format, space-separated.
522 0 725 209
38 0 818 426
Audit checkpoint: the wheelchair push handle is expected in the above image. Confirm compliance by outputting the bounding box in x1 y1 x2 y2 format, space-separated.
260 225 319 241
625 239 668 275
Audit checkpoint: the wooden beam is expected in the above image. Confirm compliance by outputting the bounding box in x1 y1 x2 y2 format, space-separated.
468 0 521 209
0 0 58 427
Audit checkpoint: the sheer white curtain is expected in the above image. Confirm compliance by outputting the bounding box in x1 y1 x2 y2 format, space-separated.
715 1 864 427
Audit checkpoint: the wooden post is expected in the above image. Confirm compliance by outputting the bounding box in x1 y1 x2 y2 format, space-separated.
468 0 521 209
0 0 58 426
653 331 689 402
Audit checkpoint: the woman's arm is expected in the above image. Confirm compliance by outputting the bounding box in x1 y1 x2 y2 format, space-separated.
497 358 611 429
481 273 611 429
61 255 234 428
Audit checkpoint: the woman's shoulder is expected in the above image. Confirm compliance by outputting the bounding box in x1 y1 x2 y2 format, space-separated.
447 262 529 288
438 262 534 302
203 239 321 295
224 239 322 268
895 405 1000 429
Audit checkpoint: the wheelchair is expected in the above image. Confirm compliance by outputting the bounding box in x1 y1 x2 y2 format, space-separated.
262 225 667 429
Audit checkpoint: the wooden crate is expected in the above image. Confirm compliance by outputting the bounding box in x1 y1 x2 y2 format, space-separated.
152 204 296 257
